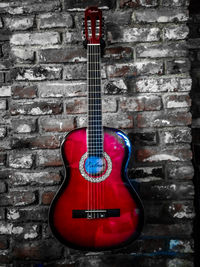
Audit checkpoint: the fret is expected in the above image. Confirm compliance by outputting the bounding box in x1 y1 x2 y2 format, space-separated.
88 130 102 135
87 146 103 148
88 86 101 88
88 77 101 80
88 118 102 120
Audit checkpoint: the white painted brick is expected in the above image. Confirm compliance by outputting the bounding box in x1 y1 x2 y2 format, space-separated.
136 42 187 58
0 18 3 28
163 25 189 41
132 8 188 23
117 27 160 43
38 81 86 98
15 66 61 81
10 32 60 46
163 94 191 109
159 78 179 92
0 100 6 110
39 12 73 29
9 153 33 169
0 86 11 97
11 48 34 63
179 78 192 91
0 127 6 138
4 16 34 30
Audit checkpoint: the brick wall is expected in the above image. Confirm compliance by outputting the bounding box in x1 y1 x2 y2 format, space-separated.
0 0 195 266
188 0 200 266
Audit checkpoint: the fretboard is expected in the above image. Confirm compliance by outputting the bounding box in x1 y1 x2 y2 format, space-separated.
87 44 103 157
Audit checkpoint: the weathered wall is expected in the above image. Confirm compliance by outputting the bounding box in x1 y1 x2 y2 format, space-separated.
188 0 200 266
0 0 195 266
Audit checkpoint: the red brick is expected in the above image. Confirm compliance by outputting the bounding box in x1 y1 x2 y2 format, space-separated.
12 85 37 99
119 95 162 111
119 0 140 8
0 191 36 206
38 47 86 63
40 117 75 132
66 98 117 114
104 46 133 60
41 191 55 205
66 98 86 114
0 236 8 249
163 94 191 108
107 61 163 78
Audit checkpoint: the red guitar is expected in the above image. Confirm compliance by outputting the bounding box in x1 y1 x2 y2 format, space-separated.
49 6 144 251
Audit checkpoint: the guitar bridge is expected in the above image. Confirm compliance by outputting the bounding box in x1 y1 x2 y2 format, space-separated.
72 209 120 219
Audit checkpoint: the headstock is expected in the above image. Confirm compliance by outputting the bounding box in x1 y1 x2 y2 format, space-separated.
82 6 105 50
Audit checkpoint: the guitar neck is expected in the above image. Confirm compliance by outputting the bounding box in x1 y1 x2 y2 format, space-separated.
87 44 103 158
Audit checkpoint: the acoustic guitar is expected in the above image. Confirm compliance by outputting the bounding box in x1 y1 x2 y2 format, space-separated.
49 6 144 251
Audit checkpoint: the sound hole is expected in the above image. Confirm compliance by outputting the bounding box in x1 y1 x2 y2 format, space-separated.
85 156 106 176
79 152 112 183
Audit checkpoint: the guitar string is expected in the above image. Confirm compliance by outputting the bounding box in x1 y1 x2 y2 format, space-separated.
87 44 103 218
93 43 95 218
94 44 97 217
96 44 99 216
97 45 103 216
87 43 89 216
91 44 94 218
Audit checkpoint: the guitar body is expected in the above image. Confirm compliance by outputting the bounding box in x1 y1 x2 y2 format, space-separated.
49 127 144 250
